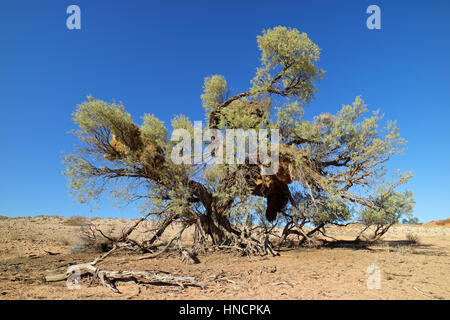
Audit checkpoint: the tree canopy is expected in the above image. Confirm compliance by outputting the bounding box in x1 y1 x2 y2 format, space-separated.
63 26 415 256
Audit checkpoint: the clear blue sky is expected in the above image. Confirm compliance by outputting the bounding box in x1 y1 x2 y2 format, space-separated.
1 0 449 221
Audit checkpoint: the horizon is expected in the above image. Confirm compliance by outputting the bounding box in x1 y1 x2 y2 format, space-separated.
1 0 450 222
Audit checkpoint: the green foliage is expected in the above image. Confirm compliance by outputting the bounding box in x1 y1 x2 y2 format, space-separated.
62 153 102 204
140 114 168 148
291 191 351 226
321 96 406 162
171 114 194 135
402 216 420 225
72 96 140 156
359 187 415 226
201 75 228 112
272 100 304 138
251 26 323 102
313 197 352 225
227 196 265 225
218 99 268 129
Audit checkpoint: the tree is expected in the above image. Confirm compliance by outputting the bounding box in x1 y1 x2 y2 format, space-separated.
63 26 415 259
402 216 420 225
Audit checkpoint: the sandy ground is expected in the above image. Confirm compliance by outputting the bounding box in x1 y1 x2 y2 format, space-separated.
0 215 448 300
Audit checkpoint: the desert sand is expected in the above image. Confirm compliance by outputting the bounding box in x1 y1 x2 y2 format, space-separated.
0 215 448 300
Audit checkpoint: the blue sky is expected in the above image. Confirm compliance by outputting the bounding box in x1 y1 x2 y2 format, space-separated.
0 0 449 221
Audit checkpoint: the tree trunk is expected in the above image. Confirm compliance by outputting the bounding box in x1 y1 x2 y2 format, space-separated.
198 200 240 245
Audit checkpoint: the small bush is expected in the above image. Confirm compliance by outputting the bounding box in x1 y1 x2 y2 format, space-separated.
69 225 113 254
55 235 71 246
70 237 111 254
64 215 89 226
406 233 420 244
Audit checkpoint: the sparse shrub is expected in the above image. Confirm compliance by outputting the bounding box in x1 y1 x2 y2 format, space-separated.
70 237 111 253
69 224 114 253
358 189 415 243
406 233 420 244
0 216 8 220
64 215 89 226
36 215 62 220
55 235 71 246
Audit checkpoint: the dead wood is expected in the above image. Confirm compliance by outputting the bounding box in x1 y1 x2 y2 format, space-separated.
45 244 205 293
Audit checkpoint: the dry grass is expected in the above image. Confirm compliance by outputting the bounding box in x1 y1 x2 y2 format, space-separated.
69 236 111 254
406 233 421 244
63 216 89 227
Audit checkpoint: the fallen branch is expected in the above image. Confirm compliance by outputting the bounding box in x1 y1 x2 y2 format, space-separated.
45 243 205 293
46 264 205 293
210 273 248 291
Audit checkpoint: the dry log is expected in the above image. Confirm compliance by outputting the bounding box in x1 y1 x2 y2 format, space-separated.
46 263 205 293
45 234 205 293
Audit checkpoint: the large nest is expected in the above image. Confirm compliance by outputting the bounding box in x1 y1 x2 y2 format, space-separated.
103 125 165 177
103 123 312 222
242 145 299 221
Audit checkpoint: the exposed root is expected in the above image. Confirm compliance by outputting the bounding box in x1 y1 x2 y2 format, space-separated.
137 223 199 263
264 234 279 256
137 231 183 261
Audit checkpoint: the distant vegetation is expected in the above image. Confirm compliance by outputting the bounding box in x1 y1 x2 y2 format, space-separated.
63 215 89 226
401 217 420 225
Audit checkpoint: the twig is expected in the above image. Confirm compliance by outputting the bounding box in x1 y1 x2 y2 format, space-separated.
413 286 438 299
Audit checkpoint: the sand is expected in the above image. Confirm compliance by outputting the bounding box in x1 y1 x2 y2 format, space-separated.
0 216 448 300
